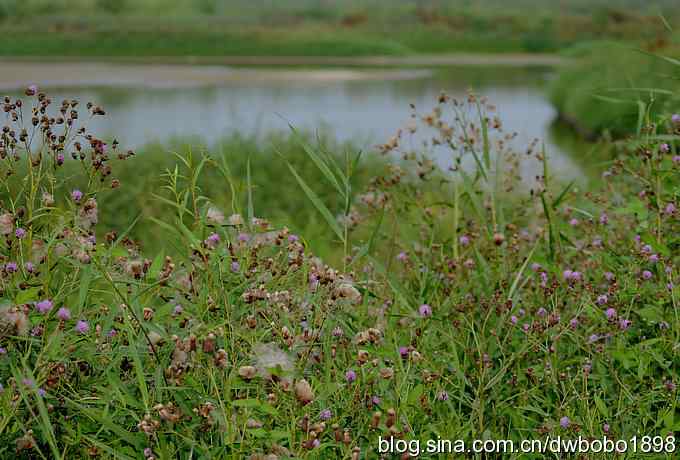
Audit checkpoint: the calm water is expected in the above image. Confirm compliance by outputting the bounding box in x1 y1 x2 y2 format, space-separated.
5 65 587 179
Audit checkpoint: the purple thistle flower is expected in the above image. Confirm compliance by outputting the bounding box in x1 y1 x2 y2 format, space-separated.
560 416 570 428
673 155 680 164
642 270 653 280
649 254 659 263
603 423 610 433
588 334 599 344
15 227 26 239
345 369 357 383
660 143 670 153
230 261 240 273
437 391 449 401
26 84 38 95
205 232 220 248
107 329 118 338
604 271 615 282
24 262 34 273
56 307 71 321
531 262 542 272
641 244 652 254
5 262 17 273
56 153 65 165
619 318 631 330
418 304 432 317
35 299 53 314
399 346 409 358
371 395 381 405
75 320 89 334
599 213 608 225
37 388 46 397
537 307 547 318
459 235 470 246
71 189 83 202
672 113 680 124
569 318 579 329
510 315 518 325
396 251 408 262
173 304 183 316
596 294 608 305
569 218 579 226
605 308 617 320
319 409 332 421
237 232 250 243
665 203 676 215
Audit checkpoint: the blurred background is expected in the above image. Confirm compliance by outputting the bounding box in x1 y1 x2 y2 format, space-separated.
0 0 678 252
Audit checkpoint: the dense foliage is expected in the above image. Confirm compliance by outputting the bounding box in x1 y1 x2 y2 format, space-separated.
0 86 678 459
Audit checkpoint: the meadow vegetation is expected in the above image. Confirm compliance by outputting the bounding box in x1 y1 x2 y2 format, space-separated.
550 42 680 139
0 0 677 56
0 81 678 459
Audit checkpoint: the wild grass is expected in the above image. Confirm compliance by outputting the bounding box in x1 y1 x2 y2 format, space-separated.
0 1 675 57
0 78 678 460
550 42 680 139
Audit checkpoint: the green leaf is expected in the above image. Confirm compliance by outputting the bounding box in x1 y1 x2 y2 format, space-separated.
507 241 538 301
286 161 344 243
594 395 609 417
148 252 164 280
290 125 345 198
551 180 575 210
78 267 92 311
247 157 254 225
15 286 41 304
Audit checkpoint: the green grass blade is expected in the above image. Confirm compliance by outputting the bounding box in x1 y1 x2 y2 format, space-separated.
508 240 539 301
290 125 346 198
286 161 345 243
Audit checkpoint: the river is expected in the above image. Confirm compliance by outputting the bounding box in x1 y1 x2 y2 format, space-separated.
0 60 589 180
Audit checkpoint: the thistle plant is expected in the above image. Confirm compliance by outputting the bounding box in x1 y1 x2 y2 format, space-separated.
0 84 677 460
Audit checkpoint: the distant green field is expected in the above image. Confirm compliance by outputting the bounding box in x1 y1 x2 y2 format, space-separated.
0 0 675 56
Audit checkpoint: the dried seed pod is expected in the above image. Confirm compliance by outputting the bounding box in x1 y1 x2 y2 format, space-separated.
294 379 314 404
238 366 257 380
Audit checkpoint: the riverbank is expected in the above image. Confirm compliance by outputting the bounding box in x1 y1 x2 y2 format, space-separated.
0 60 438 91
0 54 568 69
549 43 680 139
0 4 673 59
0 55 566 91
